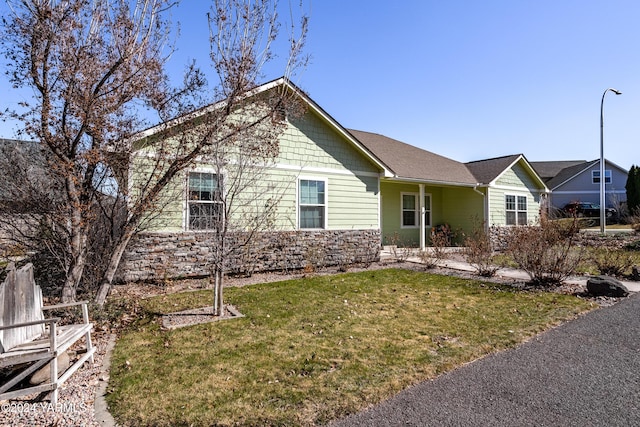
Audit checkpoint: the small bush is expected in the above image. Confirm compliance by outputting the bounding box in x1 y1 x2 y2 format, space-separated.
590 248 635 277
505 218 584 286
385 232 415 262
463 220 499 277
417 225 451 269
625 240 640 251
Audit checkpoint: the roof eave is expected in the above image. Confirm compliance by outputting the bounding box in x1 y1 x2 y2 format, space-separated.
385 175 480 188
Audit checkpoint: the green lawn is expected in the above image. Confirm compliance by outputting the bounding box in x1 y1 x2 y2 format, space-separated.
107 268 594 426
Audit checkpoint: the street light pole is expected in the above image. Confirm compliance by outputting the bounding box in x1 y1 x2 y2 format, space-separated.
600 88 622 234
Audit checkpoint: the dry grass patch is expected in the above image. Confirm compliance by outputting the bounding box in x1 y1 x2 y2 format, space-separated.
107 268 594 426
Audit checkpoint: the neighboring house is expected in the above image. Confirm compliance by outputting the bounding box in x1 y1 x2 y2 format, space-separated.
466 155 549 227
530 159 628 213
117 78 551 281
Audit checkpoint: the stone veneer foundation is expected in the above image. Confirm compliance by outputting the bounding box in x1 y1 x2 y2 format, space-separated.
119 229 381 282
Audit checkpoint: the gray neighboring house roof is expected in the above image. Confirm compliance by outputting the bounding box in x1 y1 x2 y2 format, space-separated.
348 129 478 186
542 160 598 190
464 154 523 185
529 160 588 183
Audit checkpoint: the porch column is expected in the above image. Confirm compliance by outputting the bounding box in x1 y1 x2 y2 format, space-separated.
419 184 425 251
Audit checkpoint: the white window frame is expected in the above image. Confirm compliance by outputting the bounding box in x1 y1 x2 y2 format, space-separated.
505 194 528 226
298 177 328 230
423 193 432 229
401 193 432 229
186 171 223 231
592 170 612 184
401 192 418 228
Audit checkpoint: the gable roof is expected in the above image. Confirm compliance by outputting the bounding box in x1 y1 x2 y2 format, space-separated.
544 160 597 190
348 129 478 186
465 154 522 185
465 154 548 191
529 160 587 182
132 77 394 177
543 159 628 190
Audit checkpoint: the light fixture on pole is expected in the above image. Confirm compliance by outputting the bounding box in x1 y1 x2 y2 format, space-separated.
600 87 622 234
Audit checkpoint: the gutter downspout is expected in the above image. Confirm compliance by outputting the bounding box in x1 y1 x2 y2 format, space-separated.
473 185 488 232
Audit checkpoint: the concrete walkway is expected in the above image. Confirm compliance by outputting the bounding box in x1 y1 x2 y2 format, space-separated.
383 248 640 293
331 292 640 426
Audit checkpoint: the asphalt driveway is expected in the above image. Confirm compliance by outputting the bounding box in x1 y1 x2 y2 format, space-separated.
331 293 640 427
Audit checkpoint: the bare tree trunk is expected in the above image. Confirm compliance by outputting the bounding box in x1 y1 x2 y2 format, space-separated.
213 266 224 317
61 182 88 303
61 258 85 302
95 226 136 306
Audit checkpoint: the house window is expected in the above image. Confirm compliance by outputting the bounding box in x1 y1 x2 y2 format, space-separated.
402 193 431 228
402 194 417 227
188 172 222 230
506 195 527 225
299 179 326 229
592 170 612 184
424 194 432 228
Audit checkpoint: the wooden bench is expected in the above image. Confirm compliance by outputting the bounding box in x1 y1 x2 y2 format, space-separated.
0 263 95 405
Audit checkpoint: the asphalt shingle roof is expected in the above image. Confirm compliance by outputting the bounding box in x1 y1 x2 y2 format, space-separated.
348 130 478 186
530 160 587 182
465 155 522 185
544 160 598 190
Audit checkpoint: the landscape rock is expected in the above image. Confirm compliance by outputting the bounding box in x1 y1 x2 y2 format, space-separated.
632 265 640 281
29 351 70 385
586 276 629 298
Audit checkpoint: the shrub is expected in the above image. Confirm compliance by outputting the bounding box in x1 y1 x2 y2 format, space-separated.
416 225 451 269
385 232 414 262
590 248 635 277
463 220 499 277
629 208 640 233
505 218 584 286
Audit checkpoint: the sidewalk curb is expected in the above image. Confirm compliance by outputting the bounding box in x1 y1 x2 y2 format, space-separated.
94 334 117 426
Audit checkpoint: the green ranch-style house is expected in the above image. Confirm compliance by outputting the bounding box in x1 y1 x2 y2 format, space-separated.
117 78 549 281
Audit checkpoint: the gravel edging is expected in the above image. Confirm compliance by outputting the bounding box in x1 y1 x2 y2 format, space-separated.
1 331 112 427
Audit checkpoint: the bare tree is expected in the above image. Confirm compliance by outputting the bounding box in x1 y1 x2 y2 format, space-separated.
1 0 194 302
94 0 308 307
2 0 307 305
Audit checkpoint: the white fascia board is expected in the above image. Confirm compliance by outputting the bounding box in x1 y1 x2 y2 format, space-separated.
292 88 393 177
128 78 288 144
385 176 480 188
549 160 599 190
488 155 550 193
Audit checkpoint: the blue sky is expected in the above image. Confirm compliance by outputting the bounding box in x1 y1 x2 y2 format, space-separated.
2 0 639 170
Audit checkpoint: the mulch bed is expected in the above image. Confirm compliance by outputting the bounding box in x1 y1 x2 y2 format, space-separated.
162 304 244 329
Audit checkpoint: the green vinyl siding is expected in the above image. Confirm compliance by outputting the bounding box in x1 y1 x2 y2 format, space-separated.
495 162 539 189
440 187 484 236
280 114 380 173
130 155 185 232
133 109 383 233
488 189 543 226
327 175 379 229
381 181 483 246
488 162 545 226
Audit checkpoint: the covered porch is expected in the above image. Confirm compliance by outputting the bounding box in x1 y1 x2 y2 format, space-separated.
379 180 486 250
